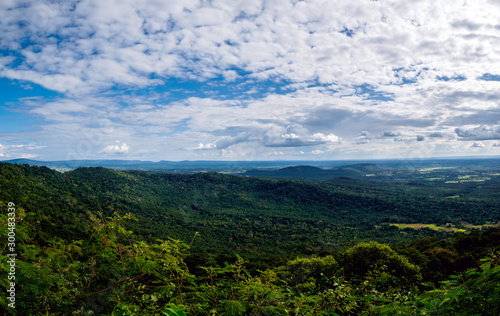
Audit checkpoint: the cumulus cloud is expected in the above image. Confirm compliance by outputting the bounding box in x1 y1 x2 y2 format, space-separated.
2 0 500 160
0 142 44 159
310 133 340 143
262 124 339 148
428 132 444 138
263 133 311 148
382 131 401 137
355 131 371 144
417 135 425 141
99 142 130 154
215 133 251 149
470 142 485 148
455 125 500 140
394 137 409 142
194 142 216 150
2 0 499 95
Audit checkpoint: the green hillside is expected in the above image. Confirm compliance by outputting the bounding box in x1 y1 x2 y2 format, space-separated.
2 162 498 257
1 162 500 315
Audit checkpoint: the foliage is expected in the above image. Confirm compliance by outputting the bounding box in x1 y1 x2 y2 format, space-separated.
340 242 422 291
275 255 340 293
1 163 500 315
417 253 500 315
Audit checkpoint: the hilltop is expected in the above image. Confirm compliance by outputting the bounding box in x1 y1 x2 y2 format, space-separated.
242 163 385 180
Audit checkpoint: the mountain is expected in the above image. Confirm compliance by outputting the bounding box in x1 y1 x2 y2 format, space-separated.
242 163 384 180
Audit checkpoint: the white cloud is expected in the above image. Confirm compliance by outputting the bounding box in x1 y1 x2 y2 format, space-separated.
194 142 216 150
455 125 500 140
221 148 248 158
261 124 339 148
382 131 401 137
99 142 130 154
0 142 45 159
310 133 340 143
2 0 500 160
215 133 251 149
429 132 444 138
470 142 485 148
394 137 411 143
1 0 499 95
355 131 371 144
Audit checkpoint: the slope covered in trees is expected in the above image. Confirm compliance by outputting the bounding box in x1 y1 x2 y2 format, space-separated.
1 162 500 314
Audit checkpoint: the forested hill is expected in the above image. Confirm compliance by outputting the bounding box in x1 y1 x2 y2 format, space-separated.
241 163 384 180
1 162 499 256
1 162 500 315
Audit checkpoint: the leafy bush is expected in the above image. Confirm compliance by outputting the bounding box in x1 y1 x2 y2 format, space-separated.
340 242 422 291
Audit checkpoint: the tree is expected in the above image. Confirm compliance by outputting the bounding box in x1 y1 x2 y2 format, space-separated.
276 255 340 292
340 242 422 291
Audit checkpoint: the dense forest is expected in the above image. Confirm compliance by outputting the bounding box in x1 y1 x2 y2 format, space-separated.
1 162 499 315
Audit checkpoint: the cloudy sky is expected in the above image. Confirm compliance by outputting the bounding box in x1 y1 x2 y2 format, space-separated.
1 0 500 161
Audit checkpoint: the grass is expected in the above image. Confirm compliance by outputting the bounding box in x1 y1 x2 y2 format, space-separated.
445 179 488 183
418 167 454 172
462 222 499 229
388 223 466 233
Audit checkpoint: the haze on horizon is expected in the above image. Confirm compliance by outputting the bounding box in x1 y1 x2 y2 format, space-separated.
1 0 500 162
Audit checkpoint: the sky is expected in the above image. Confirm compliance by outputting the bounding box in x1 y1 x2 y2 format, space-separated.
1 0 500 161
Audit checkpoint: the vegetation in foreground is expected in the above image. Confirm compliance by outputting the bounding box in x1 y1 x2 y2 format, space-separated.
1 208 499 315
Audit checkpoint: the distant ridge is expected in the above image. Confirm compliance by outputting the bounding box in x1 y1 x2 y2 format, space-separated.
1 159 383 179
1 159 154 171
3 157 500 176
336 163 382 173
243 163 384 180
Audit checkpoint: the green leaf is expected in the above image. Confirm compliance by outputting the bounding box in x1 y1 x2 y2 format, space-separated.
162 306 187 316
223 300 246 316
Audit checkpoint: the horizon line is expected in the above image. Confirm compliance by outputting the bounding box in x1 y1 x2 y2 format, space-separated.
2 155 500 164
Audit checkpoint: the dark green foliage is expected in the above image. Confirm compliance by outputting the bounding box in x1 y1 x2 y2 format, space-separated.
275 256 340 292
340 242 422 291
1 204 499 315
417 254 500 315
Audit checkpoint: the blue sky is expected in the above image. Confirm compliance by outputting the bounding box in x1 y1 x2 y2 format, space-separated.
1 0 500 161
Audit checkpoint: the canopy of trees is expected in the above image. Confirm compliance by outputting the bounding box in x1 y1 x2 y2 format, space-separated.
1 163 499 315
